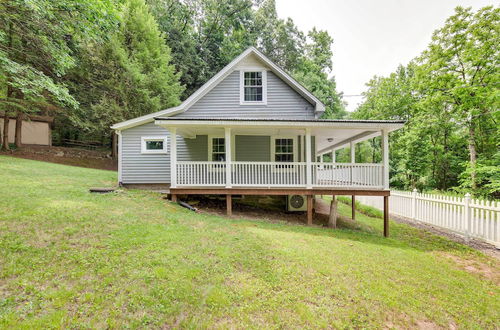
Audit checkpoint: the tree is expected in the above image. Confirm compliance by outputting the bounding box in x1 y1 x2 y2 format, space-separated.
293 28 345 118
0 0 116 150
255 0 305 72
66 0 183 150
353 6 499 198
416 6 499 191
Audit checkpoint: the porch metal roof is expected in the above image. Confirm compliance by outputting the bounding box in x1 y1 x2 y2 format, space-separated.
154 117 405 154
154 117 405 124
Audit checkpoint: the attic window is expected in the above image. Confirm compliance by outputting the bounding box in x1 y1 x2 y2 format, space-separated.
240 70 267 104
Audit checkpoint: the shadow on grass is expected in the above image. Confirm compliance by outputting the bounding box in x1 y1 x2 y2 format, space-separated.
179 195 474 257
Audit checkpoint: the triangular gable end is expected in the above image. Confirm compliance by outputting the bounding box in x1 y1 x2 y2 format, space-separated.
111 47 325 130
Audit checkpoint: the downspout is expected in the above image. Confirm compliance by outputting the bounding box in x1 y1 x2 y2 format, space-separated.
115 130 123 186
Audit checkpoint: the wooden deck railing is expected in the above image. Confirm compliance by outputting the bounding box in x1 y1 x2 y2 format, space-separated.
176 161 384 189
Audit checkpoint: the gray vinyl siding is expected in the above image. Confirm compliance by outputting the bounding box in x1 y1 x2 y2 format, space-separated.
235 136 270 161
121 123 316 184
175 71 315 119
120 122 207 184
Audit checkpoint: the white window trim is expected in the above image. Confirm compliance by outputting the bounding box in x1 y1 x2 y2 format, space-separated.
207 135 236 161
270 136 298 163
141 136 168 154
240 69 267 105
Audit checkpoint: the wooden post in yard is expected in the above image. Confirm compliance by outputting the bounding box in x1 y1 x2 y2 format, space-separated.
226 194 232 216
328 196 338 228
351 195 356 220
383 195 389 237
307 195 313 225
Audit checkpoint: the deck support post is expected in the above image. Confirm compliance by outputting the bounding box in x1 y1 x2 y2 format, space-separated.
305 128 312 189
225 127 232 188
383 195 389 237
171 194 177 202
226 194 232 216
351 195 356 220
307 195 313 225
169 127 177 188
328 196 338 228
381 129 389 190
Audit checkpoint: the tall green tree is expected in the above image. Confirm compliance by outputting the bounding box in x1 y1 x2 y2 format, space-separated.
293 28 345 118
0 0 116 150
353 6 499 198
67 0 183 145
415 6 499 192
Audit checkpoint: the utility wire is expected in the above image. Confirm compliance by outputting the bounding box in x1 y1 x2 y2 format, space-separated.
341 82 500 98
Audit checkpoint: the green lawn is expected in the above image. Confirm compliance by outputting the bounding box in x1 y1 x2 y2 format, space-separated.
0 156 498 328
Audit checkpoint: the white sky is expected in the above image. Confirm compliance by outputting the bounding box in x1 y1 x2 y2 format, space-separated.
275 0 496 111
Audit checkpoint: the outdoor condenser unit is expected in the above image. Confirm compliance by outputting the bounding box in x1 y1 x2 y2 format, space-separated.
287 195 307 212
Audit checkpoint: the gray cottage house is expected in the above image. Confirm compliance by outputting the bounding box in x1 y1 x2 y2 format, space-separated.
111 47 404 234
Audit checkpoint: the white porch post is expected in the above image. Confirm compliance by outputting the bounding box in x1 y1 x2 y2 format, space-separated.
305 128 312 189
381 129 389 189
170 127 177 188
331 150 335 163
225 127 232 188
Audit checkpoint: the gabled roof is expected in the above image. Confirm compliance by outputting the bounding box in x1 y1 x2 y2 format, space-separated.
111 47 326 131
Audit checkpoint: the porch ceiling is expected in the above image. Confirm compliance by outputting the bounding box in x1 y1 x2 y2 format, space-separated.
154 118 404 152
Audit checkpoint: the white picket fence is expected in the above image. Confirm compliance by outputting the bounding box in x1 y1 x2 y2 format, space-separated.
357 190 500 247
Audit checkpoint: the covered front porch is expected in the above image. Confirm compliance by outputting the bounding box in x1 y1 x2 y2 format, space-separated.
155 118 403 191
155 118 403 236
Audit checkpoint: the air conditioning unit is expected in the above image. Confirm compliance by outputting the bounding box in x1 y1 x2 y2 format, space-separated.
287 195 307 212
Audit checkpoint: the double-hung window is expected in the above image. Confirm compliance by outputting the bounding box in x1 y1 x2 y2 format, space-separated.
271 137 297 170
274 138 294 162
211 137 226 161
240 70 267 104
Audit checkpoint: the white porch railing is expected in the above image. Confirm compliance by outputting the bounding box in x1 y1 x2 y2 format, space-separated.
177 162 227 186
176 161 384 189
233 162 307 187
314 163 383 188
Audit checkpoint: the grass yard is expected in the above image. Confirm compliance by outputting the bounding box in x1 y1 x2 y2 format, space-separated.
0 156 499 328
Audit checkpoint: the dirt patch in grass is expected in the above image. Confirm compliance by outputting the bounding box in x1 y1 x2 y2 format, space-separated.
438 252 500 285
389 214 500 260
1 145 117 171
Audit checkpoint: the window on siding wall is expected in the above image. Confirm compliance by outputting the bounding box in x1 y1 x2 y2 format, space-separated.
274 138 294 162
240 70 266 104
244 72 263 101
141 136 168 154
211 137 226 161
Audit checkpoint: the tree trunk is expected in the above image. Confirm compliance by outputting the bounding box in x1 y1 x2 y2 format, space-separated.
328 197 338 228
15 112 23 148
468 123 477 191
2 112 9 151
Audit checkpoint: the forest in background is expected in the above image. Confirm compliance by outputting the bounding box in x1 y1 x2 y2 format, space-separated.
0 1 498 198
0 0 344 149
343 6 499 199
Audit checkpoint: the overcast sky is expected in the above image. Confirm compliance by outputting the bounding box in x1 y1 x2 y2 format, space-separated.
275 0 496 111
